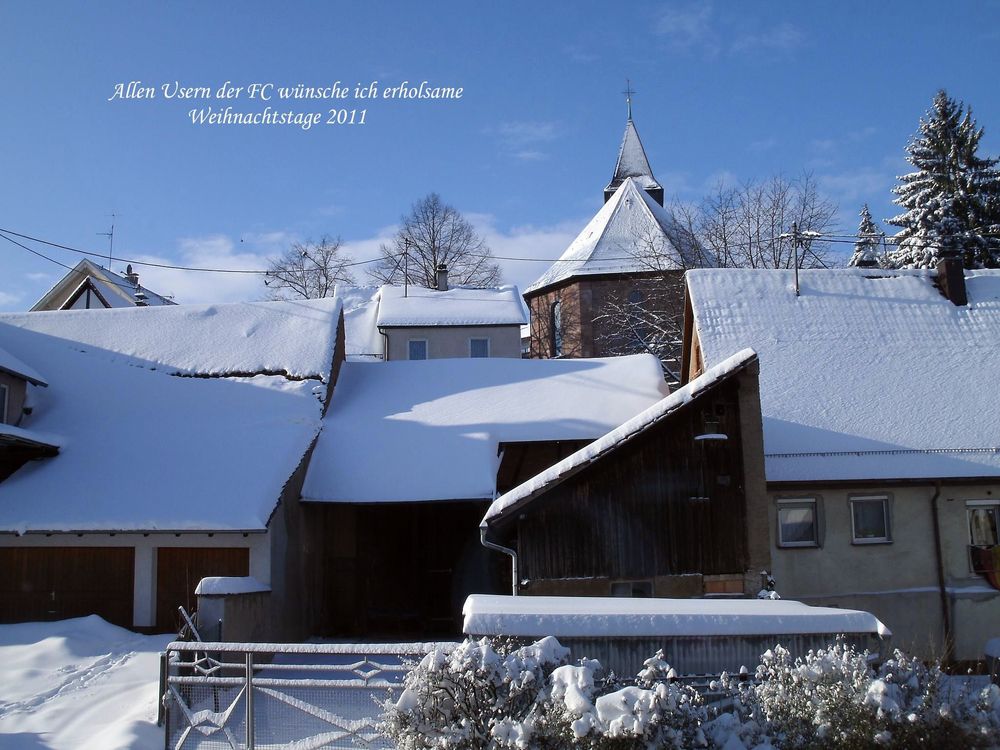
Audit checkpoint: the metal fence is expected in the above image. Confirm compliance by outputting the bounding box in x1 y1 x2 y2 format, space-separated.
160 640 453 749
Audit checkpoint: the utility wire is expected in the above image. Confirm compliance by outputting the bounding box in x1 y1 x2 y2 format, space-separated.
3 224 1000 275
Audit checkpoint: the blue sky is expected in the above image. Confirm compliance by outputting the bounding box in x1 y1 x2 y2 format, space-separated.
2 1 999 310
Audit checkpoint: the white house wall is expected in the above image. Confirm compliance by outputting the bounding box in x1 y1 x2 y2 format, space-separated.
769 482 1000 661
384 326 521 360
0 532 269 630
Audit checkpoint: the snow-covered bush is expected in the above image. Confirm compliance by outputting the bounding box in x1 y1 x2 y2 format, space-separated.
380 635 569 749
383 636 1000 749
711 639 1000 749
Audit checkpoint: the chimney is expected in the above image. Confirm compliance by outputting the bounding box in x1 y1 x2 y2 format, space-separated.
936 257 967 306
435 263 449 292
124 263 140 287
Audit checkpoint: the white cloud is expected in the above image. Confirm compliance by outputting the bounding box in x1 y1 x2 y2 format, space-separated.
132 234 275 304
818 168 894 205
0 290 22 306
653 5 803 58
655 3 718 56
25 272 52 282
466 213 583 293
731 22 804 54
490 120 560 161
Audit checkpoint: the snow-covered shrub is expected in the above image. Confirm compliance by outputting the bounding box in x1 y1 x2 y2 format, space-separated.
383 636 1000 749
527 651 708 749
380 635 569 749
712 639 999 749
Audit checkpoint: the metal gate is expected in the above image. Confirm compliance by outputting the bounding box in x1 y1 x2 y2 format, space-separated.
161 640 453 749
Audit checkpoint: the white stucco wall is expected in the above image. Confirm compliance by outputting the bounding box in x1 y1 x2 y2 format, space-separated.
384 326 522 360
769 482 1000 661
0 532 268 629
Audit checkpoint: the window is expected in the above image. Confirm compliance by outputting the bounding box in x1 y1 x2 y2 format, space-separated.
469 338 490 358
850 495 891 543
407 339 427 360
777 497 818 547
969 504 999 546
0 384 7 424
968 502 999 575
550 300 563 357
611 580 652 598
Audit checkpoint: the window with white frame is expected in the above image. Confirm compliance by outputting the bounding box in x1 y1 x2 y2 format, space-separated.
776 497 818 547
469 338 489 358
0 384 7 424
850 495 891 543
407 339 428 360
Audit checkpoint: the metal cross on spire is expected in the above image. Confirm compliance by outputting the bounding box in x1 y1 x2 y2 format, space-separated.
623 79 636 120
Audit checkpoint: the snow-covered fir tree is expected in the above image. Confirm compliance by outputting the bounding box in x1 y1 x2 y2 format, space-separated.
885 90 1000 269
848 204 882 267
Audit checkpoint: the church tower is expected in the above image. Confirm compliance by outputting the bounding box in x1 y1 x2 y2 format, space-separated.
604 88 664 206
523 89 703 381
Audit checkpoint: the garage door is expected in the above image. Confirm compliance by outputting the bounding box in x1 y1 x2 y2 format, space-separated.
156 547 249 633
0 547 135 628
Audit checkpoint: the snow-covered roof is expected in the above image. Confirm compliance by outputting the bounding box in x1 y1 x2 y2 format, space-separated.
376 285 527 327
31 259 175 310
1 298 342 380
604 118 662 196
686 268 1000 483
194 576 271 596
463 594 890 638
0 343 47 386
0 421 61 449
302 354 669 503
339 286 385 360
483 349 757 526
0 298 343 532
524 178 702 295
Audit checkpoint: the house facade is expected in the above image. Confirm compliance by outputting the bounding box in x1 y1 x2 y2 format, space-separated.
0 298 345 637
31 259 174 310
682 264 1000 661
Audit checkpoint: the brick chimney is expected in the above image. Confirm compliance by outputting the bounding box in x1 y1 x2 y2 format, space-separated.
435 263 449 292
936 257 967 306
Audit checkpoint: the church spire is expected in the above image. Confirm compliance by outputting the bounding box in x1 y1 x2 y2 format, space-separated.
604 85 664 206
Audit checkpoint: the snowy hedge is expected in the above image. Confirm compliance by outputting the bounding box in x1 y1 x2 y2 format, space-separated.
381 636 1000 750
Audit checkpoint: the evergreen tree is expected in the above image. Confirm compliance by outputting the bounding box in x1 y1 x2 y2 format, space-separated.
885 90 1000 269
848 204 882 267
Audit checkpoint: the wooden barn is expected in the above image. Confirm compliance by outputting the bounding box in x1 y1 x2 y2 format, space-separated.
481 349 771 599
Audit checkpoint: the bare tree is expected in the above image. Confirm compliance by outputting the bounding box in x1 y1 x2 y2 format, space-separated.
700 173 838 268
265 236 356 300
593 174 838 383
592 218 702 383
368 193 501 288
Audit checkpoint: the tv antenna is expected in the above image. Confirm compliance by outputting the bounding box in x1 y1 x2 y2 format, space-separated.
97 212 116 271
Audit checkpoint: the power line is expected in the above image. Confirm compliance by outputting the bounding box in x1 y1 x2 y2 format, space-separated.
0 226 396 277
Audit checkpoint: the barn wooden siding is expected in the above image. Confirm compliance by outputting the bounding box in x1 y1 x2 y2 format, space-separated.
0 547 134 627
516 379 748 582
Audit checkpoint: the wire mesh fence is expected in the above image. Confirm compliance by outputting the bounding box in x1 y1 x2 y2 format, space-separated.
161 640 454 749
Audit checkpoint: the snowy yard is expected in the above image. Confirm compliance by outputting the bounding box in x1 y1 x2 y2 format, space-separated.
0 616 171 749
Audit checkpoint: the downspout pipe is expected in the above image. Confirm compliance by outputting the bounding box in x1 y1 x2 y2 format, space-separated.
480 524 518 597
930 481 953 663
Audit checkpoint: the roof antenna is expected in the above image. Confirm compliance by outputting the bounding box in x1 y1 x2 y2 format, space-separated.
97 211 116 271
623 79 636 120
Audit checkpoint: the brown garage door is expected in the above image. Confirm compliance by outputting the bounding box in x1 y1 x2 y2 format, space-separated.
156 547 249 633
0 547 135 628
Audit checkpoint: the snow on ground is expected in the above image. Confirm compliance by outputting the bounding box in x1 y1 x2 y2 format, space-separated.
0 616 171 749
